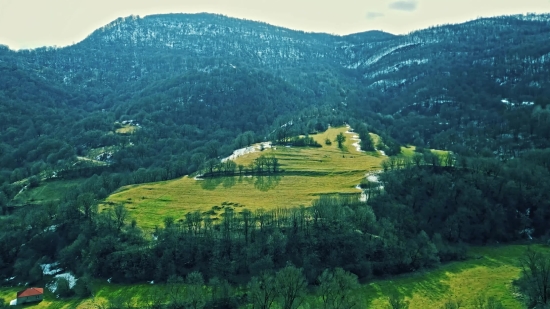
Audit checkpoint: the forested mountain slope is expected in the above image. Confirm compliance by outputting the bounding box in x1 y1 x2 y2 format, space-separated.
1 13 550 197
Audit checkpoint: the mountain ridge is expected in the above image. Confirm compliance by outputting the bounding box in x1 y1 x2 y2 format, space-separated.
1 12 550 187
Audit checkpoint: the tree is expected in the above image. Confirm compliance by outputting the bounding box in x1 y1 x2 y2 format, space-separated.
206 158 220 176
361 133 375 151
275 265 308 309
113 204 128 233
185 271 208 309
55 277 74 298
77 192 97 221
74 274 94 298
224 160 237 175
335 133 346 149
209 277 237 309
318 268 360 309
271 157 280 173
28 175 40 188
248 272 277 309
515 248 550 307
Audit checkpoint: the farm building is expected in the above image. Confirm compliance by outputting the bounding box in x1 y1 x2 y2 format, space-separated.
13 287 44 305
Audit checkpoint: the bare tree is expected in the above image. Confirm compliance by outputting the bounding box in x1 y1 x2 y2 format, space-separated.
248 272 277 309
113 203 128 232
516 248 550 307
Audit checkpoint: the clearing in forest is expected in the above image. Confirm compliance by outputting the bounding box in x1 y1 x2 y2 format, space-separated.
361 244 538 309
115 124 139 134
103 127 385 230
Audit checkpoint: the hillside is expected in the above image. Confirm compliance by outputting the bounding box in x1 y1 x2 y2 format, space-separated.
1 13 550 191
103 127 386 229
3 12 550 309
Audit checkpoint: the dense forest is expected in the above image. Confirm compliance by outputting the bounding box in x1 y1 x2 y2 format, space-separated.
1 12 550 308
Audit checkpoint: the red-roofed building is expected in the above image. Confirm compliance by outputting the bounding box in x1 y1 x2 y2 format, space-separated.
16 287 43 304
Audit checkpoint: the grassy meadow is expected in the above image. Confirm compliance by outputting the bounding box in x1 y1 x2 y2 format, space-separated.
360 244 538 308
103 127 385 230
1 244 544 308
115 124 139 134
11 179 86 206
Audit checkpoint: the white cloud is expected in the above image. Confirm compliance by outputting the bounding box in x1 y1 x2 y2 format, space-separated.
388 1 418 12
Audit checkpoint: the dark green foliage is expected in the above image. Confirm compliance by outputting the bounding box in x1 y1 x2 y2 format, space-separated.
354 123 375 152
55 277 74 298
274 265 308 309
74 275 94 298
248 272 277 309
335 133 346 149
317 268 361 309
28 176 40 188
515 248 550 308
288 136 322 148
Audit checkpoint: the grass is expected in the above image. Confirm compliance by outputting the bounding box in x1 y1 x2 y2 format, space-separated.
115 124 139 134
102 126 449 230
2 244 545 308
10 179 86 206
103 127 385 230
359 244 545 308
85 145 118 161
0 282 157 309
400 144 449 159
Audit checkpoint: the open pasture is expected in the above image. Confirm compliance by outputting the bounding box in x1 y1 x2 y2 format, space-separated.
103 127 384 229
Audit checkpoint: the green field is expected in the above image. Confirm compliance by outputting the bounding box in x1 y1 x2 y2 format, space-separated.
11 178 86 206
102 126 450 230
0 282 156 309
361 244 537 308
1 244 543 308
103 127 385 230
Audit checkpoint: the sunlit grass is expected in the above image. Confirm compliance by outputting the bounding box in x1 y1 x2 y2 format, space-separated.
2 245 544 308
115 124 139 134
400 144 449 158
104 127 383 230
0 282 158 309
102 126 451 230
359 244 543 308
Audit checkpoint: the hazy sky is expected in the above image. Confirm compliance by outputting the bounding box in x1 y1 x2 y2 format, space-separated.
0 0 549 50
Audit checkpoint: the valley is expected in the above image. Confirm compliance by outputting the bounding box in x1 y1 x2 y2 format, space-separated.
1 12 550 309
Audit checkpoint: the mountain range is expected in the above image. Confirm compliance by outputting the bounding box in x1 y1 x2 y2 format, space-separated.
1 12 550 189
